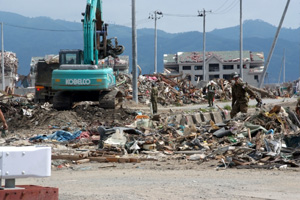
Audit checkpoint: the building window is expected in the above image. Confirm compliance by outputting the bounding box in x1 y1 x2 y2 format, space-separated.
186 75 191 81
250 65 257 69
194 65 202 70
194 75 203 81
223 65 234 70
209 64 219 72
182 66 191 70
254 75 259 82
223 74 233 80
209 75 219 79
237 65 246 69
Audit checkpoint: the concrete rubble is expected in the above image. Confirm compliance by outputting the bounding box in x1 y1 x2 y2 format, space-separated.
0 51 19 94
0 51 18 74
1 80 300 170
116 73 281 106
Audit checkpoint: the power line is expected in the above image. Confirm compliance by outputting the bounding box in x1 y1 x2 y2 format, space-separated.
4 22 82 32
164 13 197 18
212 0 239 14
121 18 150 27
213 0 230 13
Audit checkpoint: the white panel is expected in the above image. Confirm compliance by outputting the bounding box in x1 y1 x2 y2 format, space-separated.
0 146 51 179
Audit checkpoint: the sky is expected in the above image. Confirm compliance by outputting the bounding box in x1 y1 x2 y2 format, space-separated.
0 0 299 33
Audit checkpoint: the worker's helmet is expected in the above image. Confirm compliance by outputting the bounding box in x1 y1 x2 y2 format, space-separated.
231 72 239 78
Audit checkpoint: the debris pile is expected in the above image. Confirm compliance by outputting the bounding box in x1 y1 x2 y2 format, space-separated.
116 73 278 107
2 93 300 170
0 51 18 75
79 104 300 169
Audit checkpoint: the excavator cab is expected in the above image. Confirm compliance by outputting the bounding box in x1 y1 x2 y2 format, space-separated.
59 50 83 65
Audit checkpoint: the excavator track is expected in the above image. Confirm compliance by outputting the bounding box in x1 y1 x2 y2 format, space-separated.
99 89 123 109
53 91 73 110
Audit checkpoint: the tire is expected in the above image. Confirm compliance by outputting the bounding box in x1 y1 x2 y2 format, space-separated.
53 91 72 110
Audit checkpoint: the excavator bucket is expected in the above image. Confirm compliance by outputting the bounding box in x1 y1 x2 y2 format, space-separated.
99 89 123 109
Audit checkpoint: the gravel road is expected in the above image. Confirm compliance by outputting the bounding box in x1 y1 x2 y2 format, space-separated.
17 160 300 200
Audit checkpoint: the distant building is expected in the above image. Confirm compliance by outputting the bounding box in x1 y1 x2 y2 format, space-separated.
164 51 264 87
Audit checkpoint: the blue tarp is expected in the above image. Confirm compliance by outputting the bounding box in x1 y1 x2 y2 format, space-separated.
29 130 82 142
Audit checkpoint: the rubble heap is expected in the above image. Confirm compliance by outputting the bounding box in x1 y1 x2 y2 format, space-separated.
116 73 277 107
0 51 18 75
1 93 300 170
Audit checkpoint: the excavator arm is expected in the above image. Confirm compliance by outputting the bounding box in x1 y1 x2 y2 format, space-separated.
83 0 124 65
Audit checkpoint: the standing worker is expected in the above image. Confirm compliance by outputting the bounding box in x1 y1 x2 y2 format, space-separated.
230 72 262 118
296 98 300 119
207 81 216 107
151 82 158 114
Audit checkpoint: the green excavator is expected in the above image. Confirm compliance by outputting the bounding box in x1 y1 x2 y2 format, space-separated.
51 0 124 110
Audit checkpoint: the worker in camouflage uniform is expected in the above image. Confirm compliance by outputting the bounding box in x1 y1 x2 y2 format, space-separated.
207 81 216 107
296 98 300 119
151 83 158 114
230 72 262 118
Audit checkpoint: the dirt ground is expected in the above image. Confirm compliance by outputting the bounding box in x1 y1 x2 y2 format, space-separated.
3 97 300 199
17 160 300 200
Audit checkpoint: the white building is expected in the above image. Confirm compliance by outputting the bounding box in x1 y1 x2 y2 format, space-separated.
164 51 265 87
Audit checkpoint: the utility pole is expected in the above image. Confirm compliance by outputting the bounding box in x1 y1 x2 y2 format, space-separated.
240 0 243 79
198 9 211 81
258 0 290 88
278 49 286 84
149 11 163 74
1 22 4 91
283 48 285 83
132 0 138 103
